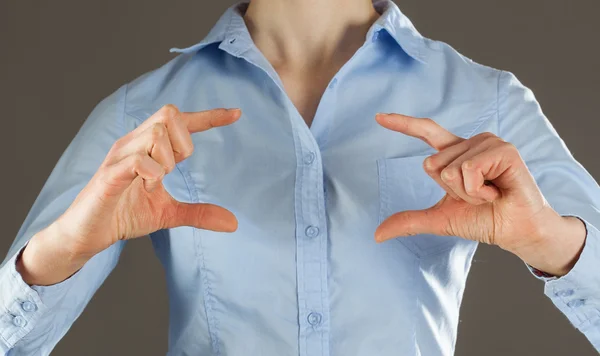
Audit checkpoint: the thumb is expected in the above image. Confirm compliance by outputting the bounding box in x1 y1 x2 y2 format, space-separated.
164 201 238 232
374 208 448 243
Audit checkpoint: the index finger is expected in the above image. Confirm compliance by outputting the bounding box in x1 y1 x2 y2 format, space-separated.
182 108 242 133
376 113 462 151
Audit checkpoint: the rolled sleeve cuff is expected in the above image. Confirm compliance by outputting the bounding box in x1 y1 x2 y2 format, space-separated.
541 218 600 334
0 246 76 349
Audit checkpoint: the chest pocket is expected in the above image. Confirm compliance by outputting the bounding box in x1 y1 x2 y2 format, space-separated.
377 154 461 258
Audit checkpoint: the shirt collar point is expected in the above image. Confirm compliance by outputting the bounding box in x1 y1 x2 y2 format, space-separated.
373 1 429 63
168 4 241 54
168 40 218 54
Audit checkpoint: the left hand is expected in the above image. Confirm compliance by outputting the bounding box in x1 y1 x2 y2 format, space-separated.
374 113 586 276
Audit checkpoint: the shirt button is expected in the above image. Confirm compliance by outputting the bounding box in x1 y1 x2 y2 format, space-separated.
567 299 586 308
304 152 316 165
555 289 575 298
21 301 37 312
372 31 380 42
12 315 26 327
305 226 320 238
328 78 338 89
307 312 322 326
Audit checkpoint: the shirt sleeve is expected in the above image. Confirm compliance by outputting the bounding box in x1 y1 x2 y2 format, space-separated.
0 84 133 355
498 70 600 351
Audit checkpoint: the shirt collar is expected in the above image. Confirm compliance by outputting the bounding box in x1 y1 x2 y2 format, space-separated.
170 0 428 63
369 0 428 63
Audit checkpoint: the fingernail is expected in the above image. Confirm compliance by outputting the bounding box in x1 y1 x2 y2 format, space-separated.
442 169 454 181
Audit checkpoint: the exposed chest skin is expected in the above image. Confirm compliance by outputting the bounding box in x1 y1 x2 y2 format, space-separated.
277 67 337 127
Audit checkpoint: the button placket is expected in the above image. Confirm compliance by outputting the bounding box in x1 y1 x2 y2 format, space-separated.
293 133 330 356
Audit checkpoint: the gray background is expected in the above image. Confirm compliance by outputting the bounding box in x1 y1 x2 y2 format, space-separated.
1 1 598 355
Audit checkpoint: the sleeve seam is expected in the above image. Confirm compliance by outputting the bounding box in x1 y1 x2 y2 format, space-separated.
497 70 503 137
119 83 130 138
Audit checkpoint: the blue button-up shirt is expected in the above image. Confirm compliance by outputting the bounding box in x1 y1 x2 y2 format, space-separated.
1 1 599 355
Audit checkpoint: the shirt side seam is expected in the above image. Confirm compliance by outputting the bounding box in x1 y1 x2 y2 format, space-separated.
496 70 503 137
175 163 221 356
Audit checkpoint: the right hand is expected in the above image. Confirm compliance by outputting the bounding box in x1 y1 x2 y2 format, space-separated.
19 105 240 284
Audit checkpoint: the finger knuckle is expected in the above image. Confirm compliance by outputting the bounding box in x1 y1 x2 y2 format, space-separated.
160 104 180 119
421 117 435 126
163 111 178 127
103 154 121 169
480 134 501 146
108 139 128 160
105 148 120 165
464 183 478 195
180 144 194 159
421 117 434 131
499 141 517 155
476 131 496 140
99 166 116 183
131 153 145 168
151 123 168 142
501 141 515 149
112 137 127 151
165 161 176 174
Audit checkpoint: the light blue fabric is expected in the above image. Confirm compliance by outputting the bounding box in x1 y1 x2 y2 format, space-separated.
1 1 599 354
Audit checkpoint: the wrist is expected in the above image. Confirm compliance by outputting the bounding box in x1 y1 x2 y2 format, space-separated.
510 209 586 277
17 222 91 286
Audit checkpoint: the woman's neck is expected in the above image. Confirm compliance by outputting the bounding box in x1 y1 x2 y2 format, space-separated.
244 0 379 68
